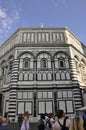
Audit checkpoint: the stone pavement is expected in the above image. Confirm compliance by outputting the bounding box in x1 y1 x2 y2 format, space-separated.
8 122 38 130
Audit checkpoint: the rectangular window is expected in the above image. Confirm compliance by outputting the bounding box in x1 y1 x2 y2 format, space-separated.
28 92 33 99
38 101 53 114
18 92 22 99
17 101 33 115
38 92 42 99
46 101 52 113
42 33 45 41
23 92 27 99
66 101 73 113
38 33 41 41
37 92 53 99
59 60 64 68
25 102 32 114
58 100 74 114
59 101 66 113
38 102 45 114
9 61 13 71
48 92 53 98
68 91 73 97
56 33 60 40
24 61 29 68
23 58 30 69
58 91 62 98
41 59 47 68
18 102 24 114
63 91 67 98
23 33 27 42
43 92 47 98
53 33 56 42
27 33 31 42
31 33 34 42
60 33 64 42
45 33 49 42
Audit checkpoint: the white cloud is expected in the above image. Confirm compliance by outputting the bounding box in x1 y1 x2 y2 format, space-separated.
0 7 20 29
0 9 7 19
51 0 70 7
0 2 20 44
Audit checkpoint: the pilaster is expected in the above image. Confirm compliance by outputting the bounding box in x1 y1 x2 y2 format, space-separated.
8 59 19 120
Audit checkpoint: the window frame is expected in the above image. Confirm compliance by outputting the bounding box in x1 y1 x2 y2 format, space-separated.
37 100 53 114
58 100 74 114
17 101 33 115
9 60 13 71
58 57 65 68
23 57 30 69
41 58 48 69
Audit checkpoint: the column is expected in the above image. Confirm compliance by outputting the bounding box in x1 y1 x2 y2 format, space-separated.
53 89 57 114
33 59 37 117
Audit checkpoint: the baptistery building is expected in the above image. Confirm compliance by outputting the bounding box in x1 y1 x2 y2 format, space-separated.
0 27 86 120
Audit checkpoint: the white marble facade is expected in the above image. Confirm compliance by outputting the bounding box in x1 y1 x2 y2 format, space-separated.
0 27 86 120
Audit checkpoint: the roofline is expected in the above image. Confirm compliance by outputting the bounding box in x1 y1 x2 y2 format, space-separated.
0 27 85 47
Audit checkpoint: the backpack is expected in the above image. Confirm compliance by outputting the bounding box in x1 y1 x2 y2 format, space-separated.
46 118 52 128
58 117 69 130
38 119 45 130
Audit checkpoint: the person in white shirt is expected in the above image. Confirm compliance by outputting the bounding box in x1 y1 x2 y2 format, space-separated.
21 111 30 130
50 113 55 128
53 110 71 130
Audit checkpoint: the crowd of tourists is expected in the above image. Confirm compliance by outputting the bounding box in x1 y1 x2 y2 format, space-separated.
37 109 86 130
0 109 86 130
17 109 86 130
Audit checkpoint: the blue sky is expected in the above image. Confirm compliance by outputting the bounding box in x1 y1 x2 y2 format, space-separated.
0 0 86 45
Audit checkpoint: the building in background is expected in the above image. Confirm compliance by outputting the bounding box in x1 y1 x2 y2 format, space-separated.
0 27 86 120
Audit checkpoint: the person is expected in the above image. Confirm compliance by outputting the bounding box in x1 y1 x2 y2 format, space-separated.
0 112 10 130
53 110 71 130
38 113 46 130
2 112 10 123
69 116 84 130
45 113 54 130
20 111 30 130
83 110 86 130
50 113 55 128
0 117 2 125
18 113 23 129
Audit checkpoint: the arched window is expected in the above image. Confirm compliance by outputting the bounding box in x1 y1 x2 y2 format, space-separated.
9 60 13 71
37 72 42 80
74 56 79 72
55 72 60 80
29 72 34 80
66 72 70 80
61 72 65 80
19 72 23 81
47 72 52 80
23 57 30 69
24 73 28 80
42 72 47 80
41 58 47 69
58 57 65 68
